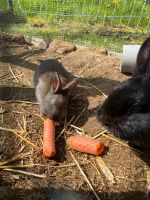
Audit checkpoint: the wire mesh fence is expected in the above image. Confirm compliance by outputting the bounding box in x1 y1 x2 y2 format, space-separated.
0 0 150 52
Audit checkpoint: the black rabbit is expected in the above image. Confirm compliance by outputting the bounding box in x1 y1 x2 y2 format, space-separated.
135 37 150 75
34 59 78 121
96 37 150 150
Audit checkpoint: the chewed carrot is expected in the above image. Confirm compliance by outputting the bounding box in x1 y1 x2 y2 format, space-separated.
67 135 104 156
43 117 56 158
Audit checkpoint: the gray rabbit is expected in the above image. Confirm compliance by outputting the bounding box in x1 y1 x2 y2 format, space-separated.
34 59 79 121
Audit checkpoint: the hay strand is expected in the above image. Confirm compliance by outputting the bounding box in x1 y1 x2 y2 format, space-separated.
8 64 20 83
3 168 46 178
70 151 100 200
0 126 37 148
88 82 107 98
96 157 115 184
0 152 30 166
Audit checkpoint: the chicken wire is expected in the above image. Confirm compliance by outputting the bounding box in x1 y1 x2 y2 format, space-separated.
0 0 150 52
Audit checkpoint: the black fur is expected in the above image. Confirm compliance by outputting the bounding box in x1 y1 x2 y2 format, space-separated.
135 37 150 75
96 37 150 149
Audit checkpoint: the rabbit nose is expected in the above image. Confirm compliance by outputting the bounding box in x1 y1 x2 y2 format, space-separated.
52 114 59 121
52 113 64 121
104 122 110 126
98 115 111 126
99 114 107 122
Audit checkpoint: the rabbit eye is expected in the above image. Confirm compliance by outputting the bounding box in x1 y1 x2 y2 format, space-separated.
128 105 141 114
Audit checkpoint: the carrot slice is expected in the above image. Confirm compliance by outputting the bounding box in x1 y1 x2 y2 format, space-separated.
67 135 104 156
43 117 56 158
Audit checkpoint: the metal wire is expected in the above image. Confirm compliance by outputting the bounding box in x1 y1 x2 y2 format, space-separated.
136 1 146 29
0 0 150 52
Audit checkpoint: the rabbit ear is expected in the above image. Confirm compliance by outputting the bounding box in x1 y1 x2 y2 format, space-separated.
53 72 62 94
64 78 79 90
62 78 79 95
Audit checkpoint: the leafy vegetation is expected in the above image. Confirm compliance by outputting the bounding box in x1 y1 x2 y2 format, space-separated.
0 0 150 51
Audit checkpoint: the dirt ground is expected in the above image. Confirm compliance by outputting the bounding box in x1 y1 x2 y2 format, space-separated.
0 34 150 200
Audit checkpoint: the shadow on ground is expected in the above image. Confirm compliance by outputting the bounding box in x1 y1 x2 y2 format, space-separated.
0 11 26 29
0 183 148 200
0 48 47 71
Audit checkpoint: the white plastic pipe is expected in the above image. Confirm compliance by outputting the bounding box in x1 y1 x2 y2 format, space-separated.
120 45 141 74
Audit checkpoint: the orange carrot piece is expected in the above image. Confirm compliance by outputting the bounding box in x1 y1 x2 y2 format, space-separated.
43 118 56 158
67 135 104 156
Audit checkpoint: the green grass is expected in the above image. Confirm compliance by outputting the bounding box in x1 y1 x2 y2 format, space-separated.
10 0 150 27
0 0 150 52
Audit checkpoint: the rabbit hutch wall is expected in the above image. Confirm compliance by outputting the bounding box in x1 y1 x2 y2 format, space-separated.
0 1 150 200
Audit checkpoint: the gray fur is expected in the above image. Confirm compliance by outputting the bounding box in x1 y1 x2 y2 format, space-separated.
34 59 78 121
